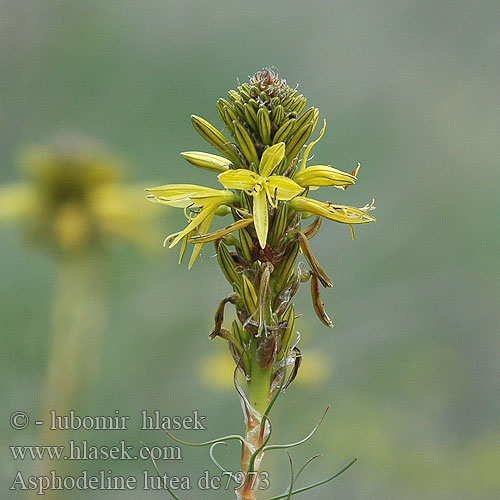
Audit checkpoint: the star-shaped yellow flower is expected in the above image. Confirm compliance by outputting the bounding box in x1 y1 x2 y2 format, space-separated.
218 142 303 248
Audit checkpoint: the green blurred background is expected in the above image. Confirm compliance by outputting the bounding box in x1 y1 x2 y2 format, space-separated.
1 1 499 499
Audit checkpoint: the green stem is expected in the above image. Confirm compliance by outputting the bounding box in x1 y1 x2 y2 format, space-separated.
238 337 273 500
248 339 272 415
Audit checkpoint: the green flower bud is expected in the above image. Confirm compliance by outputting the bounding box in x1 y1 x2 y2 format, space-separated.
243 103 258 131
271 105 285 126
272 118 295 145
257 108 272 145
217 242 240 287
191 115 240 165
285 122 314 167
233 120 259 167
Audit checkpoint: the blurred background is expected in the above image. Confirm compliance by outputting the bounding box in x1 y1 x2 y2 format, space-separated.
1 1 499 499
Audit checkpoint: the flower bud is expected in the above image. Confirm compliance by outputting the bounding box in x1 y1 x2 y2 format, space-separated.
279 305 296 358
257 108 272 145
233 120 259 167
191 115 240 165
271 105 285 126
243 103 258 131
272 119 296 145
217 242 240 286
180 151 230 173
241 275 258 314
285 122 314 167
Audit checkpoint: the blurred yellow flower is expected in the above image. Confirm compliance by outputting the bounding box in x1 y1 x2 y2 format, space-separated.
0 134 160 253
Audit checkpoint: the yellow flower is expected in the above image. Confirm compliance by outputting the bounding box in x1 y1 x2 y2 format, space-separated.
146 184 238 268
0 136 161 252
289 196 375 225
218 142 303 248
293 165 356 189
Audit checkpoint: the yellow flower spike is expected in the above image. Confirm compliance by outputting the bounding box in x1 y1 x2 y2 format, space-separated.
218 142 303 248
147 69 375 496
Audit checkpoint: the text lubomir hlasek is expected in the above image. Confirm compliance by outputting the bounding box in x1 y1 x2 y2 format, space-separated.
47 410 206 430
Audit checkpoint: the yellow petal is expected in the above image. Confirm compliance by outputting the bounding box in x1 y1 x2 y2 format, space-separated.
190 190 236 204
188 214 215 269
145 183 220 197
259 142 285 177
189 217 253 244
147 188 236 208
169 203 218 247
147 193 194 208
253 189 269 248
218 169 257 191
293 165 356 188
266 175 304 201
178 234 189 263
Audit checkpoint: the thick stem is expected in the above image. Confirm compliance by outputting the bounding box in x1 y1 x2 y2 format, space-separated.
31 250 107 499
248 362 272 415
237 338 273 500
43 251 107 407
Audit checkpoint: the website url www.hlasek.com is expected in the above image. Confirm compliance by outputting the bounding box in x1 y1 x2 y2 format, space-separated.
10 441 182 461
